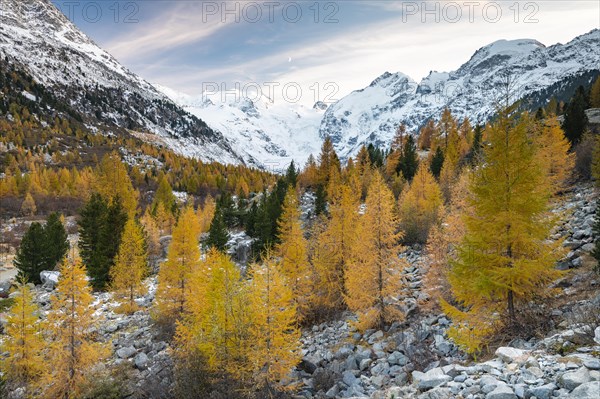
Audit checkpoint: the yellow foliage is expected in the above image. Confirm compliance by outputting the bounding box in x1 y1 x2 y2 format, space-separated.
43 257 107 399
444 110 564 353
197 195 216 234
533 116 574 193
312 183 360 311
345 171 408 330
155 205 200 322
0 282 45 394
247 256 301 389
20 192 36 216
275 187 312 321
94 151 139 216
110 218 148 314
399 163 443 243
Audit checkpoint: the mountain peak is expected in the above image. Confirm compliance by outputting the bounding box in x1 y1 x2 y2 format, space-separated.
369 71 413 88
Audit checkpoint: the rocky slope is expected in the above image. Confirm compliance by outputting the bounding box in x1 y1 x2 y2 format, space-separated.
2 184 598 399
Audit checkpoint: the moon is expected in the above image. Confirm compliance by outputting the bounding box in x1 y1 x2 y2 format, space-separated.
288 57 292 63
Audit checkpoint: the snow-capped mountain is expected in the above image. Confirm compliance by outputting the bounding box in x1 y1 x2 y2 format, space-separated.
0 0 244 165
1 0 598 168
155 85 326 170
319 30 600 160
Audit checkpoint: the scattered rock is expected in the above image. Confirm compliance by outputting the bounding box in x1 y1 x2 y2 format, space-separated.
116 346 137 359
485 384 516 399
495 347 529 364
412 367 451 390
559 367 591 391
570 381 600 398
134 352 149 370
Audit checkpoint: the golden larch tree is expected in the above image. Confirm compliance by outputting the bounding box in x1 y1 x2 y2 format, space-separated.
110 218 148 314
275 187 311 320
94 151 139 216
247 255 301 389
443 110 563 354
154 201 175 236
155 205 201 322
345 171 408 330
43 257 107 399
423 170 471 311
177 249 251 378
141 209 162 268
0 282 45 396
533 116 574 193
313 182 359 311
399 163 443 244
197 195 216 234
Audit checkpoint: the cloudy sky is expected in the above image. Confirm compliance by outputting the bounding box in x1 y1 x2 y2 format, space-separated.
52 1 599 106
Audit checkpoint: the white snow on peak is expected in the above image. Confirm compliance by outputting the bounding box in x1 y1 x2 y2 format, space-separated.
155 84 325 170
319 30 599 161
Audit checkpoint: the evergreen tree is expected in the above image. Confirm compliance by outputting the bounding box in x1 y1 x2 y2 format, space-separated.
14 222 46 284
314 184 327 216
245 201 259 237
79 193 108 286
43 212 69 273
535 107 545 120
216 192 236 228
96 196 127 289
285 160 299 187
430 146 445 179
562 85 589 146
398 135 419 181
206 208 230 252
79 193 127 290
466 124 483 165
43 257 107 399
443 110 562 354
110 218 148 313
0 282 45 395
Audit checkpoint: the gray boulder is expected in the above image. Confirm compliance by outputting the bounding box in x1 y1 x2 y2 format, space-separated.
485 384 516 399
134 352 149 370
530 382 556 399
412 367 451 390
116 346 137 359
40 271 60 289
559 367 591 391
570 381 600 398
495 347 529 364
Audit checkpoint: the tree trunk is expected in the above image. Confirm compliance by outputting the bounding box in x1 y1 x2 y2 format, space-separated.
507 289 516 326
